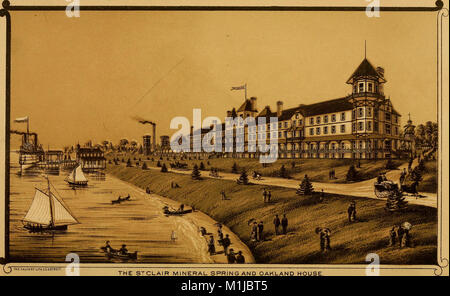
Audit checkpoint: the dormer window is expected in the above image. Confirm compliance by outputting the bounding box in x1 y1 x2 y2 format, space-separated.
368 83 373 92
359 82 364 92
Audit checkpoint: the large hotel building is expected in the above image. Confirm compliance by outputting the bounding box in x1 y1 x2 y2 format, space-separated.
183 58 412 159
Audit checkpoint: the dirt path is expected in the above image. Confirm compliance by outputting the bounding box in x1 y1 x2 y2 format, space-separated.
146 159 436 208
108 174 255 264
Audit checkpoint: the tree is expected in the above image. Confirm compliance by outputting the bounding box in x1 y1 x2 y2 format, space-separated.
191 164 201 180
156 160 162 167
346 165 359 182
199 162 206 171
279 165 289 178
119 138 129 151
102 140 109 150
126 158 132 167
385 189 408 212
296 174 314 195
231 162 238 174
130 140 138 152
161 163 168 173
237 170 249 185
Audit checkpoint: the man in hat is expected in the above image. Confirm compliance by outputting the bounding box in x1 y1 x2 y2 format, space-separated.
227 249 236 264
103 241 115 253
347 201 356 222
388 226 397 247
235 251 245 264
119 244 128 255
222 234 231 255
273 215 281 235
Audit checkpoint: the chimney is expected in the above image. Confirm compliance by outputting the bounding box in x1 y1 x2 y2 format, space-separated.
276 101 283 117
250 97 257 111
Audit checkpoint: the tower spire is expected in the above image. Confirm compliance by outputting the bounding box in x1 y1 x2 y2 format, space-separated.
364 40 367 59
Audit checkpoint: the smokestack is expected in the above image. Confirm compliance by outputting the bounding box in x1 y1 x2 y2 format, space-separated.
276 101 283 117
250 97 257 111
152 124 156 152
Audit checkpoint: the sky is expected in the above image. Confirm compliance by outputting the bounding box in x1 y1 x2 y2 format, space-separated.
9 10 437 149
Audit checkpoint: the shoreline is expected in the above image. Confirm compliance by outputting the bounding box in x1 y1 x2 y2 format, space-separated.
107 174 255 264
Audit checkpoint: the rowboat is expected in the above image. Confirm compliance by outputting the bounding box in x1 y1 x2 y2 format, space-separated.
162 206 192 216
100 247 138 260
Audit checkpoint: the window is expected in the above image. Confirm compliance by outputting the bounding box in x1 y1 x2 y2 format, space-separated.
324 115 328 123
352 123 356 132
278 132 282 138
324 126 328 134
284 131 288 138
359 82 364 92
367 121 372 131
341 112 346 121
316 117 321 124
395 126 398 135
295 113 299 119
385 113 391 121
292 120 296 126
310 118 314 125
310 128 314 135
368 83 373 92
340 125 346 133
299 119 303 125
358 122 364 131
367 107 372 117
278 122 282 128
341 142 346 149
358 107 364 118
331 114 336 122
316 127 321 135
385 124 391 134
284 121 288 128
331 126 336 134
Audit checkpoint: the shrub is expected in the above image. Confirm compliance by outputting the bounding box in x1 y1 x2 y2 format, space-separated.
161 163 168 173
191 164 201 180
346 165 359 182
296 174 314 195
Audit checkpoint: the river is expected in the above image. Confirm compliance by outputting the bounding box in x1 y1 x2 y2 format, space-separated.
8 153 209 263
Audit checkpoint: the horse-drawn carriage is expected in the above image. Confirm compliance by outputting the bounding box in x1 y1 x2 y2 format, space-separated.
374 181 400 198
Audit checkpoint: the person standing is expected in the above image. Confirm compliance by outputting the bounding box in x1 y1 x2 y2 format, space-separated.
273 215 281 235
222 234 231 255
227 249 236 264
263 189 267 203
251 222 258 241
235 251 245 264
257 221 264 241
267 191 272 203
397 225 405 248
388 226 397 247
347 202 355 222
221 190 226 200
208 235 216 255
281 214 288 235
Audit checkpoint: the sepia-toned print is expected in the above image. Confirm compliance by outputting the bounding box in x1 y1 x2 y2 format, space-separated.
0 0 448 276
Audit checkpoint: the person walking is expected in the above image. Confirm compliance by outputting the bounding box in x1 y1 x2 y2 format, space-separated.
251 222 258 241
273 215 281 235
222 234 231 255
281 214 288 234
263 189 267 203
257 221 264 241
397 225 405 248
267 191 272 203
221 190 226 200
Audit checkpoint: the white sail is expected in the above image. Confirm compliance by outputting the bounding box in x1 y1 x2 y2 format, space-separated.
50 193 79 226
67 165 88 183
23 189 52 225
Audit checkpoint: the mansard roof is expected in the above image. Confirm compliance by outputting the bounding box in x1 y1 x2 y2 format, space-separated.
237 99 257 112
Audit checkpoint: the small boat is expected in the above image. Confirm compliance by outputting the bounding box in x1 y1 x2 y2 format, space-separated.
162 206 192 216
111 195 131 204
65 165 88 186
22 176 80 232
100 248 138 260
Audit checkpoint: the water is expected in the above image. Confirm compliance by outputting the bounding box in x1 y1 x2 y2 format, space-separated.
9 154 205 263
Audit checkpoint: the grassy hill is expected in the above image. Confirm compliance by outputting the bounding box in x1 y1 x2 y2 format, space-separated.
107 153 404 184
107 164 437 265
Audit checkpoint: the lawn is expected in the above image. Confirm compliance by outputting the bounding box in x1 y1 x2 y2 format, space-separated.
106 152 404 184
107 164 437 265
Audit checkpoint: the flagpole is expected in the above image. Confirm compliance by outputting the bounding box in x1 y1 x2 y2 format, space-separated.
245 83 247 100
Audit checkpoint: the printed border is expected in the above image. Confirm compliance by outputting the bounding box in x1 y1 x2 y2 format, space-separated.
0 0 448 276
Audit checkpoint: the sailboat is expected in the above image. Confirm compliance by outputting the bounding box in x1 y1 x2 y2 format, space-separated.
22 176 80 232
65 165 88 186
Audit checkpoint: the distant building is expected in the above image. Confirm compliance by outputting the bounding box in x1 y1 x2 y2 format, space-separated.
143 134 152 155
76 144 106 172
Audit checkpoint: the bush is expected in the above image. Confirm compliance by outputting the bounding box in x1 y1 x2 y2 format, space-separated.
346 165 359 182
156 160 162 167
279 165 290 178
296 174 314 195
199 162 206 171
142 162 148 170
126 158 132 167
237 170 249 185
161 163 168 173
